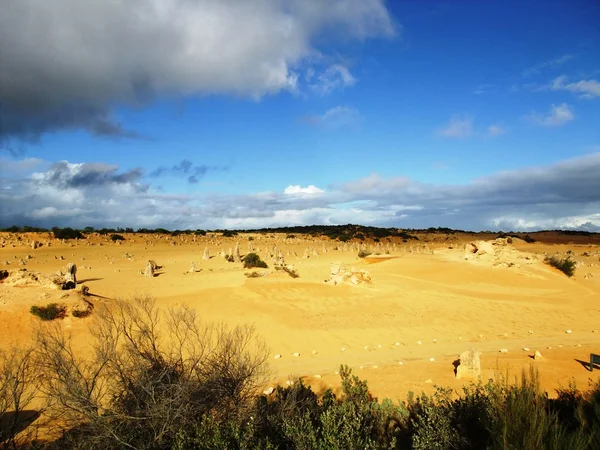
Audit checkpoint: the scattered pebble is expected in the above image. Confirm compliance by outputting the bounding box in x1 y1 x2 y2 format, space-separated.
398 361 404 365
425 379 433 384
528 330 534 335
311 350 318 355
341 347 346 352
292 352 300 357
395 342 401 346
499 348 508 353
523 347 530 351
274 354 282 360
417 341 422 345
534 351 543 361
433 338 437 343
372 365 379 369
429 357 435 362
566 329 572 334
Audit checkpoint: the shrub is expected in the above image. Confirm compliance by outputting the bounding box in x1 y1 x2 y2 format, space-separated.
0 346 38 448
222 230 238 237
225 254 235 263
357 250 372 258
243 253 268 269
34 297 269 449
285 234 296 239
545 255 576 277
110 234 125 242
30 303 67 321
52 227 84 240
523 234 536 243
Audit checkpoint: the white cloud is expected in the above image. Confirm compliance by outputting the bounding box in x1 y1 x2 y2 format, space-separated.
305 105 361 128
0 0 395 143
486 124 506 137
522 54 575 78
3 153 600 231
527 103 574 127
472 84 495 95
284 185 325 195
438 115 473 138
551 76 600 99
309 64 357 95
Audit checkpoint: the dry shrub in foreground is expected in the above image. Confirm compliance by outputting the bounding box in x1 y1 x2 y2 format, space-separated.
33 296 269 450
0 347 39 449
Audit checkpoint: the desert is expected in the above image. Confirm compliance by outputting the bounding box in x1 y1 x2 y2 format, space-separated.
2 227 599 404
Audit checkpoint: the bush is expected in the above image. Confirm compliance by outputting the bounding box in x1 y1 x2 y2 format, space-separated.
545 255 576 277
357 250 372 258
110 234 125 242
34 297 269 449
243 253 268 269
30 303 67 321
52 227 84 240
222 230 238 237
285 234 296 239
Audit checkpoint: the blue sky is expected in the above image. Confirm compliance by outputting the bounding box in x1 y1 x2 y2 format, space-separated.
1 0 599 230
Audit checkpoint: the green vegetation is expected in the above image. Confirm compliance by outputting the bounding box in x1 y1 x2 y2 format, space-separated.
222 230 238 237
243 252 268 269
29 303 67 321
358 250 372 258
109 233 125 241
51 227 84 240
545 255 577 277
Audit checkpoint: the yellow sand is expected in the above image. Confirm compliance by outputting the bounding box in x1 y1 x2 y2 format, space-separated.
1 231 599 400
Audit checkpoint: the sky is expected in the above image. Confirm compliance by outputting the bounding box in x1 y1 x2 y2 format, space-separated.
1 0 600 231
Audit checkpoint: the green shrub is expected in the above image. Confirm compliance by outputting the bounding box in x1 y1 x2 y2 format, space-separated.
222 230 238 237
52 227 84 240
110 234 125 241
285 234 296 239
243 253 268 269
30 303 67 321
357 250 372 258
545 255 576 277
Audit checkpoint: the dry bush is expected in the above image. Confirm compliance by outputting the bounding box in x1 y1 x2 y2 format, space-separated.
0 347 39 449
34 296 269 449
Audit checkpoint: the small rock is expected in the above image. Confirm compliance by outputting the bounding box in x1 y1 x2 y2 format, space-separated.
292 352 300 357
425 379 433 384
528 330 534 334
274 354 282 359
398 361 404 365
523 347 530 351
311 350 318 355
314 374 322 379
565 329 572 334
534 351 542 361
429 357 435 362
371 365 379 369
417 341 422 345
499 348 508 353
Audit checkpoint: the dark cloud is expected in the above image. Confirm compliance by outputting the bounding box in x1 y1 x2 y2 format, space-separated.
150 160 228 183
39 161 144 189
0 0 393 146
